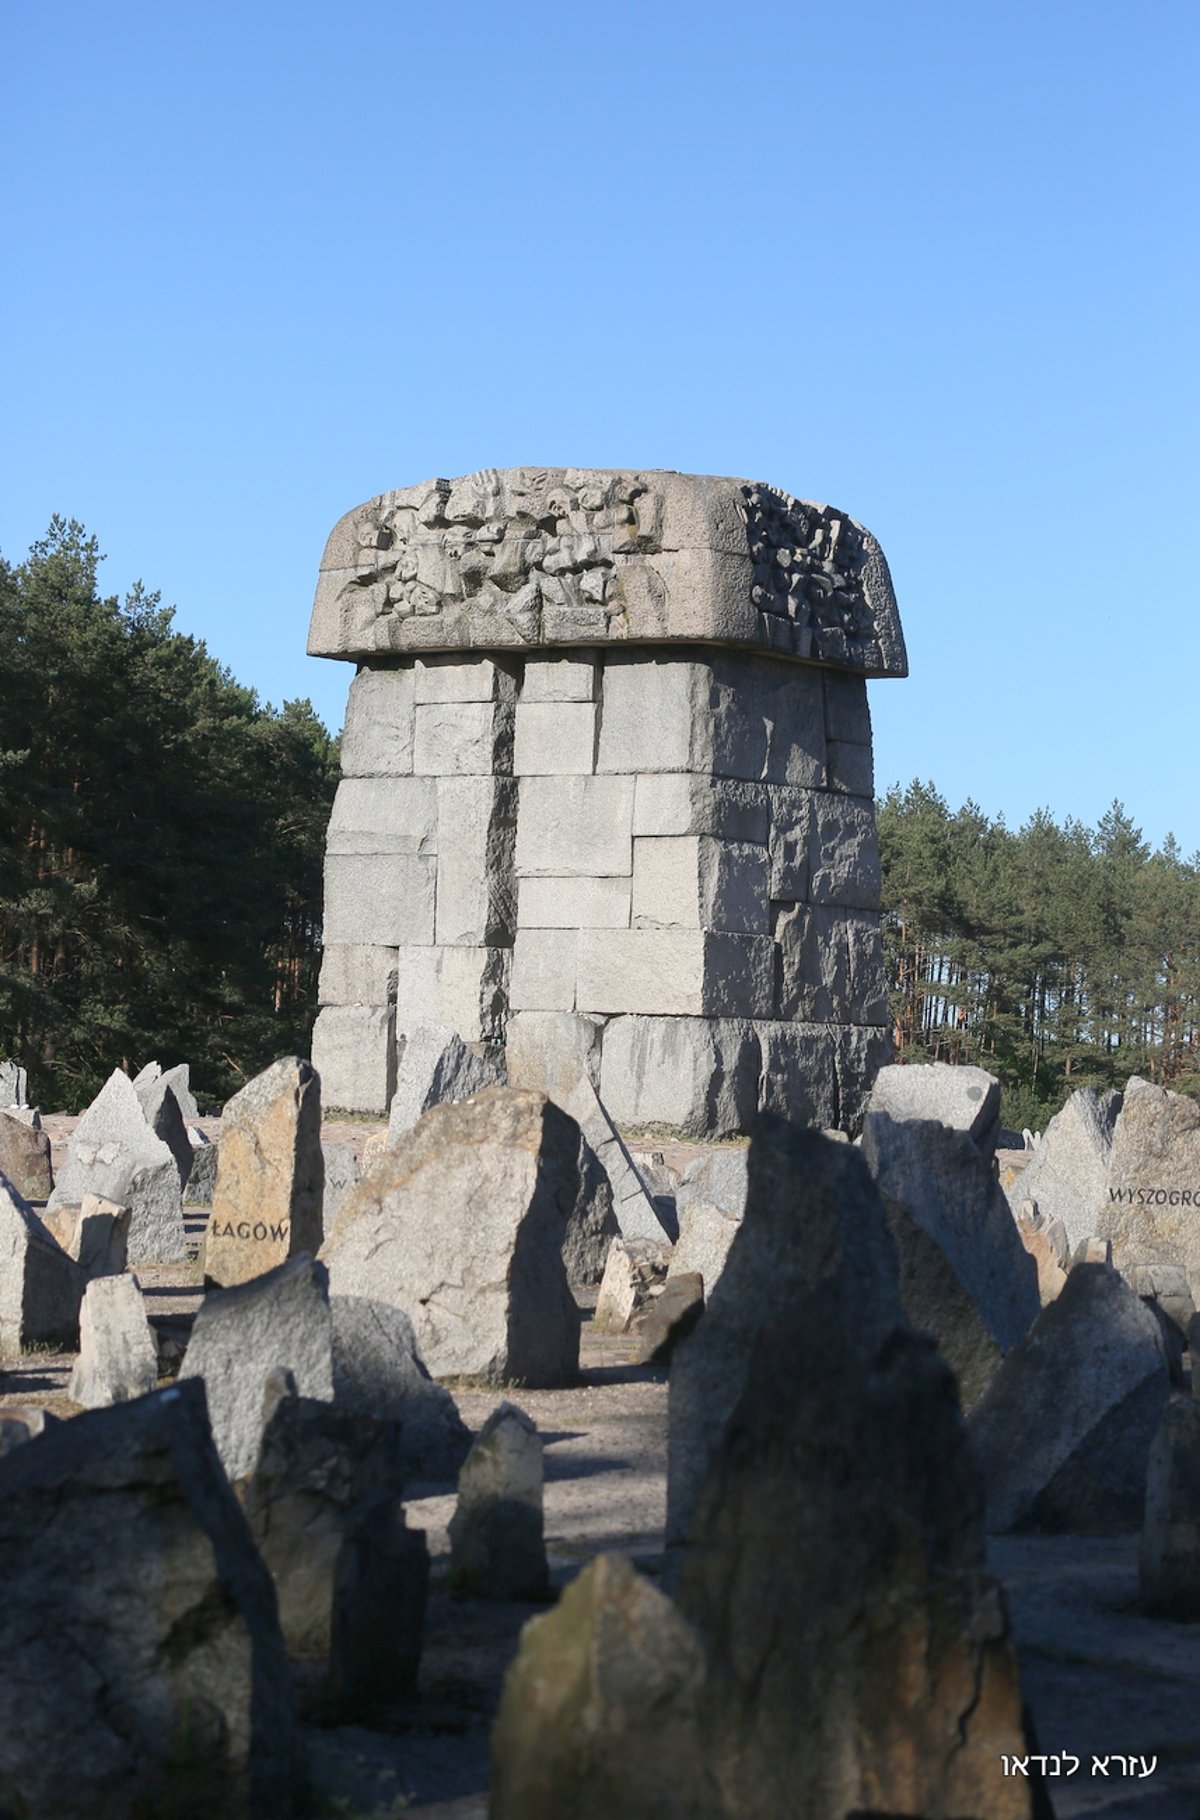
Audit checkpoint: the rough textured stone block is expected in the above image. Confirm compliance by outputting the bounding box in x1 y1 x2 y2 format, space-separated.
709 652 827 787
205 1057 324 1288
0 1379 303 1819
0 1059 28 1108
576 929 774 1018
806 790 881 909
595 657 710 773
449 1403 546 1599
1011 1085 1117 1253
180 1255 335 1484
518 875 630 929
322 852 436 946
311 1005 396 1116
599 1016 761 1138
1140 1394 1200 1617
514 701 598 774
823 668 872 743
412 698 514 774
320 1089 582 1386
491 1553 709 1820
515 774 634 877
1098 1077 1200 1298
521 655 598 701
868 1061 1003 1160
968 1263 1171 1533
339 665 415 776
387 1022 507 1140
46 1069 185 1266
435 776 517 946
631 836 768 934
827 741 873 796
510 929 578 1011
0 1110 52 1201
414 654 512 702
0 1178 83 1354
757 1022 842 1129
766 785 813 900
317 943 398 1007
394 944 510 1043
632 772 769 841
68 1274 158 1408
329 1296 471 1479
834 1021 895 1133
325 776 436 859
43 1192 129 1280
773 902 890 1022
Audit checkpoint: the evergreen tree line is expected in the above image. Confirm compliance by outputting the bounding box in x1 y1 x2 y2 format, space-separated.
0 519 339 1111
878 781 1200 1131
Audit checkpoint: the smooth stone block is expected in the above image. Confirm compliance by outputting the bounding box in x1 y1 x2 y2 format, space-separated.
318 944 398 1008
514 702 598 775
339 666 415 777
631 836 769 934
599 1016 761 1138
510 930 578 1012
412 699 514 775
325 776 437 857
414 655 513 703
576 929 774 1018
518 875 631 930
521 655 598 701
322 853 436 946
394 945 511 1043
435 777 517 946
515 776 634 878
632 773 769 842
312 1005 397 1116
595 657 710 774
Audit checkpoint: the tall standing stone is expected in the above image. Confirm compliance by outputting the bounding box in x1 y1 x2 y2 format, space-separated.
0 1178 83 1354
1098 1076 1200 1300
0 1058 28 1107
0 1108 53 1200
449 1402 546 1599
204 1057 323 1287
307 469 905 1136
46 1069 185 1264
68 1273 159 1407
1008 1085 1120 1252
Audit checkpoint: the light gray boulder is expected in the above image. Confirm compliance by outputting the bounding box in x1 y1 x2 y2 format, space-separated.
861 1113 1041 1408
329 1295 470 1480
866 1060 1002 1161
46 1069 186 1265
133 1068 194 1188
68 1274 158 1407
321 1140 358 1230
132 1059 200 1121
0 1059 28 1107
667 1148 748 1295
0 1178 83 1354
668 1119 904 1555
386 1020 508 1140
179 1254 334 1482
322 1088 581 1386
0 1378 303 1818
1099 1076 1200 1303
42 1192 129 1281
449 1402 546 1599
1141 1394 1200 1617
1009 1086 1120 1253
969 1262 1171 1533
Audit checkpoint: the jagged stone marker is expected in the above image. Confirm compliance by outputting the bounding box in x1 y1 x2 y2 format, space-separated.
308 468 907 1139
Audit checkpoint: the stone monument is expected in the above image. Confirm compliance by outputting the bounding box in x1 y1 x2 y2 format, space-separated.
308 468 906 1135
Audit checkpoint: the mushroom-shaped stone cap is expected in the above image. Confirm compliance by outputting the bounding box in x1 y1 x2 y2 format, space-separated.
308 467 906 677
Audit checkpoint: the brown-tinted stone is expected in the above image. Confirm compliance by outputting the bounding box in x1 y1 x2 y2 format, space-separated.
204 1057 323 1287
0 1109 52 1201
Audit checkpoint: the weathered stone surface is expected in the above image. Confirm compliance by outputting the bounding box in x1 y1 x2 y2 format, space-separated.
0 1058 28 1107
0 1378 303 1819
311 1003 397 1115
517 873 631 929
1015 1212 1069 1306
0 1178 83 1353
1126 1260 1195 1334
323 851 437 945
632 773 768 842
668 1150 747 1294
1098 1076 1200 1301
861 1113 1041 1406
968 1263 1171 1533
310 470 906 675
755 1021 841 1128
0 1108 52 1200
521 654 598 701
805 790 881 909
436 775 517 945
68 1273 158 1407
679 1291 1037 1819
771 901 889 1022
576 928 775 1018
592 1237 669 1333
491 1553 711 1820
317 941 399 1006
242 1387 411 1661
414 652 515 703
134 1074 193 1190
866 1060 1003 1160
321 1140 358 1230
322 1089 581 1386
514 699 598 774
1141 1394 1200 1617
179 1255 334 1483
186 1128 218 1204
599 1015 760 1139
1011 1086 1119 1253
413 697 514 775
668 1121 904 1552
46 1068 185 1265
392 943 510 1041
133 1058 200 1121
329 1295 471 1480
43 1192 130 1280
631 836 768 934
386 1021 507 1142
204 1057 323 1287
515 773 634 878
449 1402 546 1599
325 774 437 856
338 664 415 775
562 1135 620 1283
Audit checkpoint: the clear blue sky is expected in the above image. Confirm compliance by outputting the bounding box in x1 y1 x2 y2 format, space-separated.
3 2 1196 849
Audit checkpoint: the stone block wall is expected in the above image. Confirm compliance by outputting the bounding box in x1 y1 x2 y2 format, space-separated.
312 645 891 1131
